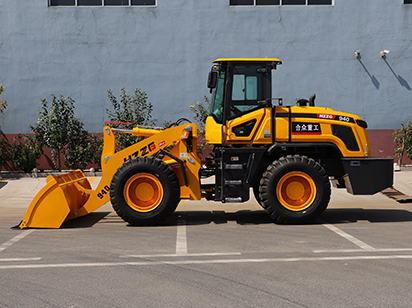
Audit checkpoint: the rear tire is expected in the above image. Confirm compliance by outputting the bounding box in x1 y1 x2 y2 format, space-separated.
252 183 262 205
259 155 330 224
110 156 180 225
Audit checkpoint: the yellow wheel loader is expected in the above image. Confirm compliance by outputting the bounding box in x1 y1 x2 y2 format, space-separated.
19 58 394 228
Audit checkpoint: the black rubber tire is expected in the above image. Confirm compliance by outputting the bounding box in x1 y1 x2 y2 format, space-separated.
259 155 331 224
110 156 180 226
252 183 263 206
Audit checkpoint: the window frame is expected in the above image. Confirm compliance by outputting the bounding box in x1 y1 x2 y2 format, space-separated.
229 0 333 6
48 0 157 7
226 63 266 121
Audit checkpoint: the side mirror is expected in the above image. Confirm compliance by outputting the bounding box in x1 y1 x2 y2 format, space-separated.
207 71 217 89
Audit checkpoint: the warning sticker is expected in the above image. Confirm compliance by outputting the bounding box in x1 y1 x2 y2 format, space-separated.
292 122 321 135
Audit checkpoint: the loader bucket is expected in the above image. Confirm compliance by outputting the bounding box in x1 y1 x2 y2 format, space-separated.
19 170 93 229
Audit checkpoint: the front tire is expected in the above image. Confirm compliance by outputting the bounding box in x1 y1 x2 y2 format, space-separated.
110 156 180 225
259 155 330 224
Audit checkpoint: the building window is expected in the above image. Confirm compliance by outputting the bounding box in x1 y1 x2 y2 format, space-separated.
229 0 332 5
257 0 280 4
282 0 306 4
49 0 156 6
405 0 412 3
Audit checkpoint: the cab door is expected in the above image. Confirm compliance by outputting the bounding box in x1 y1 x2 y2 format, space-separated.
225 64 272 144
226 107 273 144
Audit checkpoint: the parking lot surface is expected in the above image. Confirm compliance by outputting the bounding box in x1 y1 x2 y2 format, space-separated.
0 169 412 307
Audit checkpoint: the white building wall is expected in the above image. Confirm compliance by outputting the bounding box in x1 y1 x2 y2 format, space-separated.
0 0 411 133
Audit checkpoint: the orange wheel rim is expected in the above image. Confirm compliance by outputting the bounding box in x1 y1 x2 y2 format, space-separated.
124 173 164 212
276 171 316 211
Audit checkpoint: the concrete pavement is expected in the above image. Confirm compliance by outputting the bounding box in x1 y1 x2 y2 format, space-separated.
0 168 412 307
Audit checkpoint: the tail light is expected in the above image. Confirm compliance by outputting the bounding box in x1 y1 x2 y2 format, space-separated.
356 119 368 128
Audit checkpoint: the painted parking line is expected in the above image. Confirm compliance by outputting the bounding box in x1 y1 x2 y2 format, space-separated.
317 219 376 251
176 216 187 255
0 258 41 262
2 254 412 270
314 248 412 253
120 253 242 258
120 213 241 258
0 230 36 253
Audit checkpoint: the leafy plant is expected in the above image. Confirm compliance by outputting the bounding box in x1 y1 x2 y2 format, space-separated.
10 134 42 172
190 96 210 135
63 130 103 170
0 84 7 115
162 120 172 128
62 118 94 170
106 88 156 149
393 120 412 166
190 96 211 155
31 95 87 171
89 133 104 169
0 139 12 170
0 85 11 170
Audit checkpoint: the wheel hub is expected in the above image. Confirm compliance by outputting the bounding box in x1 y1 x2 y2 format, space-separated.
277 171 316 211
124 173 164 212
285 181 306 200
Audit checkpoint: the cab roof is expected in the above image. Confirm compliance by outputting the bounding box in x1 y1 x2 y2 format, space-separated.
213 58 282 64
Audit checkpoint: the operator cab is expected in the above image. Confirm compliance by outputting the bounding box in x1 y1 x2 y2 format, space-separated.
205 58 281 144
207 58 281 124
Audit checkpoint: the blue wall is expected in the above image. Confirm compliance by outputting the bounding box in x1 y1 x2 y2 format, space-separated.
0 0 411 133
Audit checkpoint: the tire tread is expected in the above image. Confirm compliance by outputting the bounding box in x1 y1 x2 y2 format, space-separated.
259 155 330 224
110 156 180 226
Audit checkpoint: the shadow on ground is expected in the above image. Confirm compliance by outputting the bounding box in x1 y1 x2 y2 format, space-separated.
167 208 412 226
33 208 412 229
0 181 8 190
174 210 275 226
61 212 112 228
124 210 276 227
320 208 412 224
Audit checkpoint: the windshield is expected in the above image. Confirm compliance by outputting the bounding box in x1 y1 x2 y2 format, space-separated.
210 70 226 123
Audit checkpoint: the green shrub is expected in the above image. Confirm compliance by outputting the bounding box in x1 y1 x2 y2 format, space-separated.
63 131 103 170
394 120 412 165
0 139 12 170
10 134 42 172
106 88 156 149
31 95 88 171
190 96 210 135
190 96 211 155
0 85 11 170
62 118 94 170
0 84 7 115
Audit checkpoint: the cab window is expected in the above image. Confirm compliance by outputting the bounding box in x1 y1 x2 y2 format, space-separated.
229 65 264 120
210 70 226 123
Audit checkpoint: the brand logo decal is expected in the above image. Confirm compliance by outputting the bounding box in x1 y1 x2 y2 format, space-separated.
317 114 335 119
123 141 156 162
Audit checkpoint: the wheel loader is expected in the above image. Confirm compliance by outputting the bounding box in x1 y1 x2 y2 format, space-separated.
19 58 394 228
